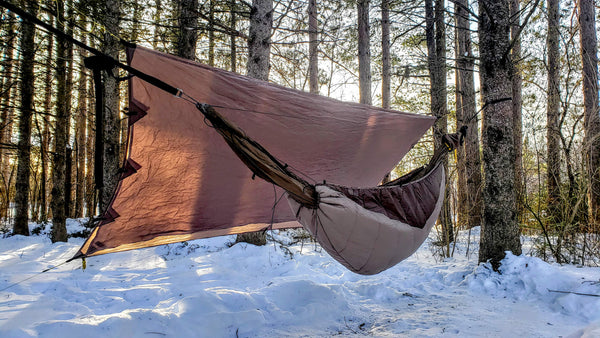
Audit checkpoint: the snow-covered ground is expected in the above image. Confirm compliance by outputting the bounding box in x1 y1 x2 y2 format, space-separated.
1 220 599 337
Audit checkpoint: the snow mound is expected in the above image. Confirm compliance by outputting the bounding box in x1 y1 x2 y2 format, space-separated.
467 252 600 321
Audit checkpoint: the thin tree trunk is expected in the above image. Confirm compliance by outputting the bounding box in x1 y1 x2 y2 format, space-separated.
13 0 38 236
426 0 452 245
381 0 390 109
230 0 236 72
246 0 272 81
478 0 522 270
237 0 273 246
51 0 69 242
39 18 54 222
85 76 96 217
64 0 75 219
152 0 162 50
208 0 215 67
455 0 482 229
0 11 17 222
546 0 561 223
579 0 600 229
308 0 318 94
509 0 523 224
74 30 88 218
174 0 198 60
100 0 121 213
357 0 371 105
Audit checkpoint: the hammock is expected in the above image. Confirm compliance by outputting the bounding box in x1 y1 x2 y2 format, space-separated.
67 46 462 275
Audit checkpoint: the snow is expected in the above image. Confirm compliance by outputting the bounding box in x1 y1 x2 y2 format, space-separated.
1 221 600 337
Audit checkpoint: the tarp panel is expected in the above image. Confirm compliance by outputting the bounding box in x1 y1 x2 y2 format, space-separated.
78 46 435 257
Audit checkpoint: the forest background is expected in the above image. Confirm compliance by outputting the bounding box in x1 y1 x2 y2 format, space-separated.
0 0 599 268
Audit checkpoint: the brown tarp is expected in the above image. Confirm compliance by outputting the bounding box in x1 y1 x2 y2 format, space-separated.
75 46 435 258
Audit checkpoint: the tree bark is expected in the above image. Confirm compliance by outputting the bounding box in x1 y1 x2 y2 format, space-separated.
64 0 75 219
74 29 88 219
208 0 215 67
579 0 600 229
51 0 69 242
381 0 390 109
13 0 38 236
357 0 371 105
100 0 121 213
0 11 17 222
509 0 523 224
546 0 561 223
237 0 273 246
39 15 54 223
152 0 162 50
426 0 452 245
85 75 96 217
455 0 482 229
229 0 237 72
174 0 198 59
478 0 522 270
247 0 272 81
308 0 318 94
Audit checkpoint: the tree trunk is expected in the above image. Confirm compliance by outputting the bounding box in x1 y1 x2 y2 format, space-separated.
478 0 522 270
308 0 318 94
174 0 198 59
381 0 390 109
509 0 523 224
74 32 87 218
64 0 75 219
237 0 273 246
579 0 600 229
229 0 237 72
85 75 96 217
426 0 452 245
100 0 121 213
247 0 272 81
546 0 561 223
51 0 69 242
455 0 482 229
357 0 371 105
0 11 17 222
152 0 162 50
13 0 38 236
208 0 215 67
39 16 54 223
